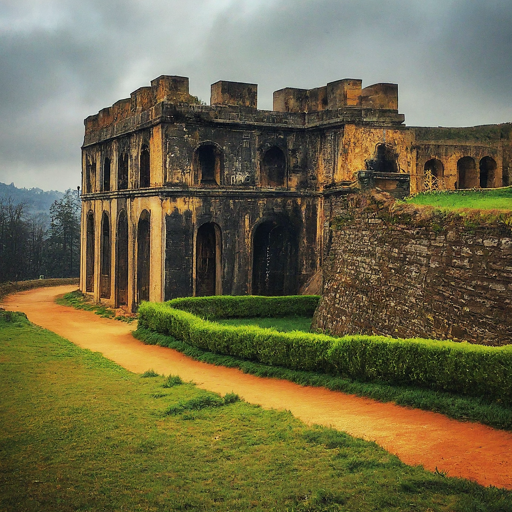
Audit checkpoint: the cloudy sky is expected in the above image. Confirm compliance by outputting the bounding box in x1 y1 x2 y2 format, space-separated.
1 0 512 191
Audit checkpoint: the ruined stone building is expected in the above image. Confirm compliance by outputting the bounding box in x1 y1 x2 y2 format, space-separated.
80 75 512 312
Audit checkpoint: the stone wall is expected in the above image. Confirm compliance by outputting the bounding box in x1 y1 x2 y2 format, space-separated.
313 192 512 345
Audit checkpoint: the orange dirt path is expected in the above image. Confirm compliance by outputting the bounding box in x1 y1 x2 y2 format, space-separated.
3 285 512 490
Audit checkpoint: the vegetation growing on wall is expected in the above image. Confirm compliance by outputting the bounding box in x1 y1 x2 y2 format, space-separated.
404 187 512 212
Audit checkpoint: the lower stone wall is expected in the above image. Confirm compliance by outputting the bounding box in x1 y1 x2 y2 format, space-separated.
313 192 512 345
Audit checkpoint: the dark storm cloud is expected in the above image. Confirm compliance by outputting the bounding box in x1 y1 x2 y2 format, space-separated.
0 0 511 190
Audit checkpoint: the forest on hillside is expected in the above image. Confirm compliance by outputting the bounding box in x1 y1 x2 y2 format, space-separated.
0 184 80 282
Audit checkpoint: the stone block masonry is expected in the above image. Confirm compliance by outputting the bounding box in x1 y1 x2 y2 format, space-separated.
313 192 512 345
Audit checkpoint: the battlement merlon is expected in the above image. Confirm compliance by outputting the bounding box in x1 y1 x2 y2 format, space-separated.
273 80 398 112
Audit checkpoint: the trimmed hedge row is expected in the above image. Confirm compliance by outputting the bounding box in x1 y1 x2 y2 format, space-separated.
167 295 320 319
137 297 512 405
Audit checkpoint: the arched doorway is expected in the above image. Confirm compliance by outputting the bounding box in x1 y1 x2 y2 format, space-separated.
252 220 298 296
137 210 150 304
423 159 444 190
261 147 286 187
116 210 128 306
479 157 497 188
85 211 95 292
457 157 477 189
100 212 111 299
140 145 150 188
196 223 221 296
194 144 222 185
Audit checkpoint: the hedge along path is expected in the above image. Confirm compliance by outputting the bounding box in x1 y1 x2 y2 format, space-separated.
3 285 512 490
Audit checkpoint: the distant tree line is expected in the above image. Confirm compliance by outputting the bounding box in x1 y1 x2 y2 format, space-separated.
0 190 80 282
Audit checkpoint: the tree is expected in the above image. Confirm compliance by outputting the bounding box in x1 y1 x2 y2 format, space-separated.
44 190 81 278
0 199 29 282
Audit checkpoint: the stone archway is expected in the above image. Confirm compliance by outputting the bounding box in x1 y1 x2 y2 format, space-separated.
100 212 111 299
457 157 477 189
479 156 497 188
252 220 298 296
196 222 222 297
116 210 129 307
137 210 150 304
85 211 95 292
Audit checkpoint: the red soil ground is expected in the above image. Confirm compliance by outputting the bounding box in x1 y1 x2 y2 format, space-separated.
2 285 512 489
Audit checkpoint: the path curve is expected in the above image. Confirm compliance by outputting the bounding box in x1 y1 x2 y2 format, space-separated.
3 285 512 490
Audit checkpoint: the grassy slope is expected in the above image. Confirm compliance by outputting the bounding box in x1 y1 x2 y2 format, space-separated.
405 187 512 211
1 313 511 511
215 316 312 332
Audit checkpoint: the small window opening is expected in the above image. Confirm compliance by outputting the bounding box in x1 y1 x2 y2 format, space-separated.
118 153 128 190
261 147 286 187
103 157 111 192
140 145 150 188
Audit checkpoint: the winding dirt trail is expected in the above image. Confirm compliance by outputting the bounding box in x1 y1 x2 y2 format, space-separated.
2 285 512 490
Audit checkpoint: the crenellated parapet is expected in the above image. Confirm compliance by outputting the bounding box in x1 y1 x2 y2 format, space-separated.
84 75 404 139
273 79 398 113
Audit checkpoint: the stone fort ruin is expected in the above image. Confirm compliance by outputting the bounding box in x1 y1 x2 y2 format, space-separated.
80 75 512 315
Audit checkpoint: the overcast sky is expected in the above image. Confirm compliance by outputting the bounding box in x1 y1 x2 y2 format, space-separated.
1 0 512 191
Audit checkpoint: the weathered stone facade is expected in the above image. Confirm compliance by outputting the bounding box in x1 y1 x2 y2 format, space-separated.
80 75 511 313
313 192 512 345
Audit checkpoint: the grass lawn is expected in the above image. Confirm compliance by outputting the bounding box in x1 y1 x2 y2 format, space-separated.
404 187 512 211
1 312 511 511
215 316 312 332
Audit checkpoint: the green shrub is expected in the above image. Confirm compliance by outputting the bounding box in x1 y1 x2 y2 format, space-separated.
167 295 320 319
137 297 512 405
162 375 183 388
141 369 160 378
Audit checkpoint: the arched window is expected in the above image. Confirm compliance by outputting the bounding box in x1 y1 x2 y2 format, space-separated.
100 212 111 299
252 220 298 296
194 144 222 185
116 210 129 307
196 223 221 296
85 211 95 292
137 210 151 304
366 144 399 173
86 159 96 193
261 147 286 187
103 157 111 192
118 153 128 190
479 157 497 188
140 145 150 188
457 157 477 189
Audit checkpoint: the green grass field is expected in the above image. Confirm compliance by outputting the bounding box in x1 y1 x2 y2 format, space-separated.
405 187 512 210
216 316 312 332
2 312 511 511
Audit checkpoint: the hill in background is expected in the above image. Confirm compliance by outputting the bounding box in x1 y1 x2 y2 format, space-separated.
0 182 65 216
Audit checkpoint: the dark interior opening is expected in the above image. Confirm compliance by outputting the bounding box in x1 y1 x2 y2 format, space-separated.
86 212 95 292
116 210 128 306
86 160 96 193
100 213 111 298
196 145 220 185
366 144 399 173
252 220 298 296
261 147 286 187
140 145 150 188
479 156 497 188
103 158 111 192
137 210 150 304
424 158 444 179
457 157 477 189
196 223 220 297
118 153 128 190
